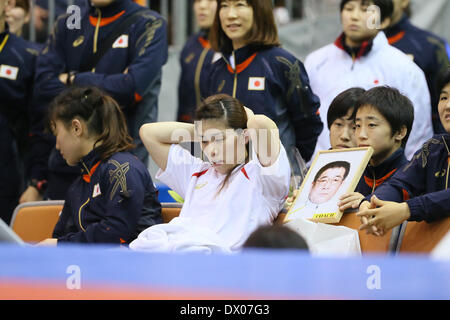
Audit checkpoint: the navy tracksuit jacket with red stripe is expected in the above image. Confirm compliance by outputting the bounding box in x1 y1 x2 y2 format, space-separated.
365 135 450 222
53 149 162 244
177 30 216 123
355 148 408 196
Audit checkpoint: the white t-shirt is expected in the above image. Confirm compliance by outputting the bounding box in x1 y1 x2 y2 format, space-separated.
129 143 291 253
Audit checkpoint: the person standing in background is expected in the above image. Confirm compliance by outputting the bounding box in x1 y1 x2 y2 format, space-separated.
206 0 323 165
384 0 450 134
0 0 37 223
177 0 218 123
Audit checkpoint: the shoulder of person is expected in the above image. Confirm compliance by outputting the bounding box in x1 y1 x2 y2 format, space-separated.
404 21 447 45
7 34 37 57
406 135 447 168
380 42 424 73
180 33 203 58
304 43 337 69
130 7 166 28
263 46 300 64
100 152 148 178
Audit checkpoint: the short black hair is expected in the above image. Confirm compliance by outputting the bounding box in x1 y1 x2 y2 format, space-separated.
352 86 414 148
340 0 394 23
436 65 450 96
243 225 309 250
313 161 351 183
327 87 366 129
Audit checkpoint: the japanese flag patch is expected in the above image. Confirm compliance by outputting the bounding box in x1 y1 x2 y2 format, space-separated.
112 35 129 48
248 77 265 91
0 65 18 80
92 183 102 198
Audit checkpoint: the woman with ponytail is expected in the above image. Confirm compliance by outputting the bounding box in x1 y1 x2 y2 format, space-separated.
130 93 291 253
38 87 162 246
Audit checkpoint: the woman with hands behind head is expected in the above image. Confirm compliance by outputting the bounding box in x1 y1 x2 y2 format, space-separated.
130 94 291 253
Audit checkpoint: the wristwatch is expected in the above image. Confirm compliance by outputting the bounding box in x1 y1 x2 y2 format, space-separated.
29 179 48 194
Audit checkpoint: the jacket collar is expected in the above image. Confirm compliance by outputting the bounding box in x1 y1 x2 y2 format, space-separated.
198 29 211 49
334 32 374 60
78 148 102 183
89 0 129 18
384 14 409 39
0 23 10 39
223 44 259 74
366 147 406 178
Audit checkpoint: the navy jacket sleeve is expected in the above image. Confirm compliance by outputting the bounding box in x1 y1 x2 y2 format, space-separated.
26 17 69 182
406 189 450 222
276 55 323 162
56 162 148 244
367 148 449 222
73 14 168 108
33 17 67 112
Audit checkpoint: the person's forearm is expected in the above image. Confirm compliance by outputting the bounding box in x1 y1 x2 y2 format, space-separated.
247 114 280 167
140 122 195 146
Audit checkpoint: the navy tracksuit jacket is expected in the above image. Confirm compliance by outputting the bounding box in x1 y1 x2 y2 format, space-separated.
53 149 162 244
367 135 450 223
0 26 38 223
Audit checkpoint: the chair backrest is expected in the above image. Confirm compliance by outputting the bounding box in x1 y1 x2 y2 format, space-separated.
160 204 288 226
334 212 398 254
397 217 450 253
161 202 182 223
10 201 64 243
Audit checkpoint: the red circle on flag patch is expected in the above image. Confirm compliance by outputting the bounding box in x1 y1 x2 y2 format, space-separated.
118 39 123 44
6 69 11 75
374 79 379 84
254 81 261 87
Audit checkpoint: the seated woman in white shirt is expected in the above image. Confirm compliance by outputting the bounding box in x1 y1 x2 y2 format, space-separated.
130 94 291 253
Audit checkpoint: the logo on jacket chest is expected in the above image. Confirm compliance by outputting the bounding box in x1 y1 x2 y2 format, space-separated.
195 182 208 190
248 77 265 91
184 53 195 64
0 65 18 80
113 35 129 48
217 80 226 93
92 183 102 198
73 35 84 47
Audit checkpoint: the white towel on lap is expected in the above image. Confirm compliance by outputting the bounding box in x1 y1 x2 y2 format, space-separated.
129 217 232 254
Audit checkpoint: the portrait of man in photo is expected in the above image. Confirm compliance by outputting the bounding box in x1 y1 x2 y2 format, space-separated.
287 161 351 220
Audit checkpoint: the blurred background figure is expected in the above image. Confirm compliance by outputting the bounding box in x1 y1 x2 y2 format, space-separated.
177 0 217 123
384 0 450 134
273 0 291 26
243 225 309 251
5 0 29 37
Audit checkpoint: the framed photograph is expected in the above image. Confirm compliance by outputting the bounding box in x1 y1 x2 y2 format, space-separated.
284 147 373 224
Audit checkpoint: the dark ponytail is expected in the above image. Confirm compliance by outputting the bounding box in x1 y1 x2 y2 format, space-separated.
47 87 134 160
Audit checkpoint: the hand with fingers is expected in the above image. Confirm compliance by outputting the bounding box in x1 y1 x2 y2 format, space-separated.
358 200 381 236
357 195 411 237
338 192 365 212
